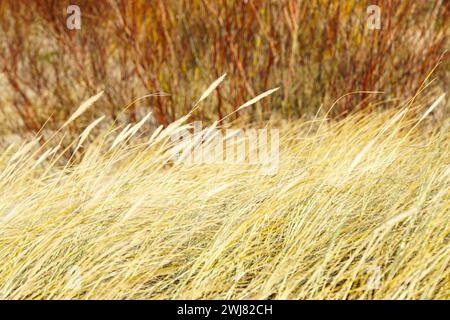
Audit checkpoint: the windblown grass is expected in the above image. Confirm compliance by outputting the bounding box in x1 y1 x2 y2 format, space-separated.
0 92 448 299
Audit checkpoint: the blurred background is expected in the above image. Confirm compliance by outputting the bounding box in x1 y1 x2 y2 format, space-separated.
0 0 448 136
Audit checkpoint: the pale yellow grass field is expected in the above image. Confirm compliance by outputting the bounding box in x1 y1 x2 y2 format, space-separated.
0 89 448 299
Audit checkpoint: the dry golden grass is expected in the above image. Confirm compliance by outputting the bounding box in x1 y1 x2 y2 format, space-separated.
0 89 448 299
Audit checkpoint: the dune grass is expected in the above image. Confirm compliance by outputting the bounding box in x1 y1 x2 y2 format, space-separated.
0 90 448 299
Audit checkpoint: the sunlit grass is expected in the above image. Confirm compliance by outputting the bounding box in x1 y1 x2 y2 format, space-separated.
0 91 448 299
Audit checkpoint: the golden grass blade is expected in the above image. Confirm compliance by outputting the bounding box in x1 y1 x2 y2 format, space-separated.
404 93 446 138
32 146 60 169
75 116 105 152
62 91 104 128
417 93 445 124
192 73 227 111
109 124 132 151
10 137 41 162
236 87 280 112
148 125 164 145
109 114 151 151
127 112 153 138
122 92 170 113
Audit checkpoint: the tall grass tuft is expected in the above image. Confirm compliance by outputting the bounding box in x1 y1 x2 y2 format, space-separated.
0 92 448 299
